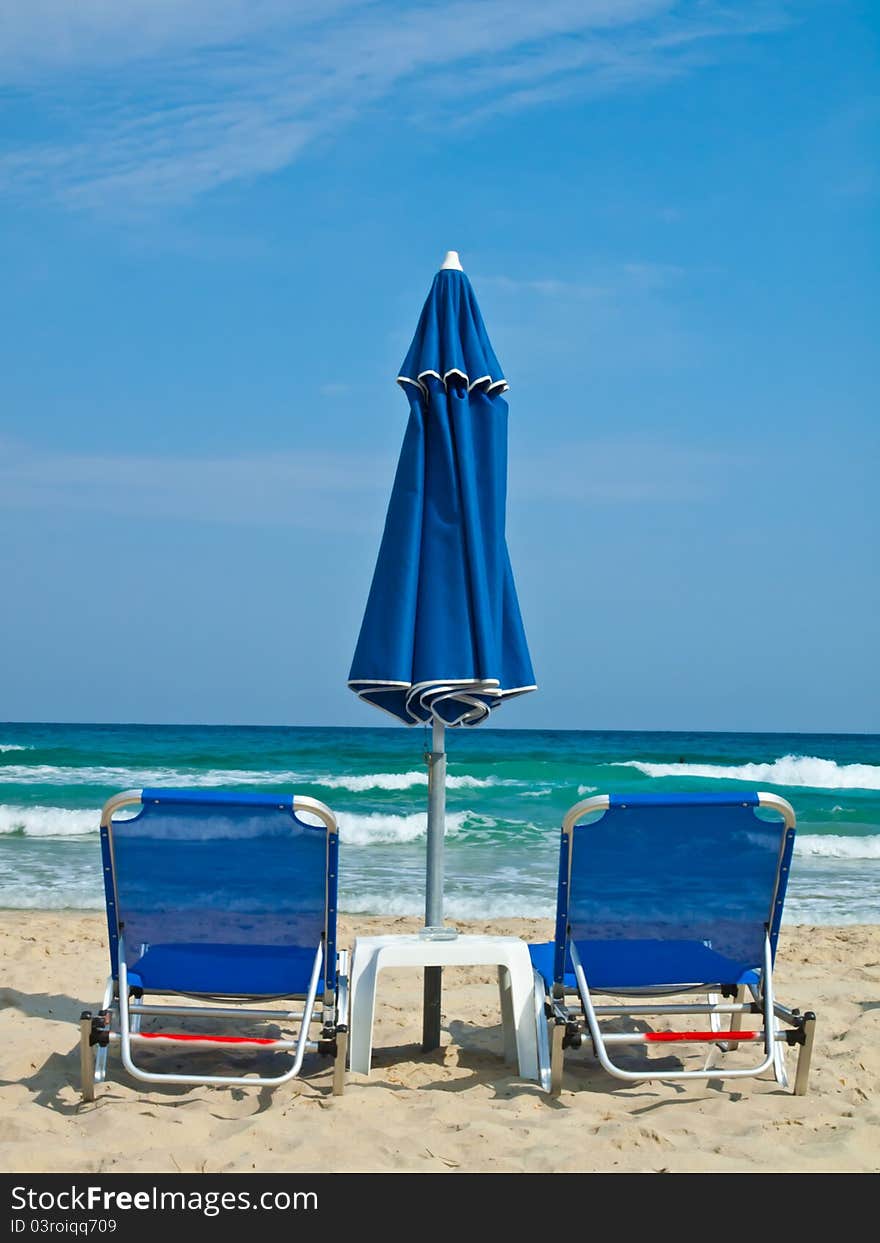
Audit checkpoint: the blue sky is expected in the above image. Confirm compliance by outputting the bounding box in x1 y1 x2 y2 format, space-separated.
0 0 877 733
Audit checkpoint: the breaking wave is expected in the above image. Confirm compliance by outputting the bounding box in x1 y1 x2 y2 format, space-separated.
0 763 515 794
795 834 880 860
337 810 482 845
316 770 504 792
0 805 98 837
339 892 553 919
0 764 307 788
613 754 880 791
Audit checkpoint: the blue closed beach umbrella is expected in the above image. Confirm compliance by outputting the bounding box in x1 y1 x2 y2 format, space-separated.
348 251 536 1046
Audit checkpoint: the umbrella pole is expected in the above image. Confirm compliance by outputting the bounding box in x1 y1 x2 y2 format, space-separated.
422 717 445 1051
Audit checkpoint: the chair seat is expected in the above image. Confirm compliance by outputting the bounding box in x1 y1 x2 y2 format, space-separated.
127 942 322 997
529 939 759 993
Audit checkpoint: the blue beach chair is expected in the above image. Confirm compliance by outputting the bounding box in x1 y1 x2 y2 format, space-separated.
80 789 348 1100
530 792 816 1096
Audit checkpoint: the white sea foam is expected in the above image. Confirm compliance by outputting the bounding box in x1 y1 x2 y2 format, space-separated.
613 754 880 791
0 744 31 753
0 885 104 911
0 802 515 845
340 892 553 919
0 764 307 787
0 805 98 837
795 834 880 860
0 762 515 793
318 771 428 791
316 770 502 792
336 810 473 846
0 881 872 922
577 785 598 796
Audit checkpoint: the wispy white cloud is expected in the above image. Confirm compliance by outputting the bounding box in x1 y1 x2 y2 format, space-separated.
479 261 685 300
0 439 391 531
809 97 880 201
0 2 334 76
478 274 609 299
0 1 789 212
0 433 743 527
620 261 686 290
510 438 746 503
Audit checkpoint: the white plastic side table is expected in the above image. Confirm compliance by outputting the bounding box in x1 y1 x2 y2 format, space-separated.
348 934 539 1082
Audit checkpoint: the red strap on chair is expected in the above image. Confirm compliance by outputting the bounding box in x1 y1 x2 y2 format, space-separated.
138 1032 280 1045
644 1031 758 1043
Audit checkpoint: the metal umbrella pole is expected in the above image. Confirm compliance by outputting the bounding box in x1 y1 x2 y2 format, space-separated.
422 717 446 1050
347 251 537 1054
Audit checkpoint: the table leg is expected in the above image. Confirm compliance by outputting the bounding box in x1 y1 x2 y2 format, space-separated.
349 947 381 1075
497 966 517 1066
505 953 540 1082
422 966 442 1052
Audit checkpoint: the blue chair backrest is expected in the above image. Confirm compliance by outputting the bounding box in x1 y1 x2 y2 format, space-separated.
101 790 338 993
555 793 795 985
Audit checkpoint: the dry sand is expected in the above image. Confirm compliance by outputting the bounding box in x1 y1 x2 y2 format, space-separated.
1 912 877 1173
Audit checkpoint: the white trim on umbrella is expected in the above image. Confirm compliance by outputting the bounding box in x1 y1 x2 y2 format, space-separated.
347 677 538 726
397 368 509 397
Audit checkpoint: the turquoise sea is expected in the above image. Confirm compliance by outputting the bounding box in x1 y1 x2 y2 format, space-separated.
1 723 878 924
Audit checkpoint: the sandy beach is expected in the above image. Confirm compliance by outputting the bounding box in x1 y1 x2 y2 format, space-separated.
0 912 877 1174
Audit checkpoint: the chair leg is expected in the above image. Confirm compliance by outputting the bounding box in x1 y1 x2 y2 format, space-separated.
333 1030 348 1097
550 1020 565 1097
729 985 746 1032
794 1012 816 1096
92 978 114 1088
708 993 721 1032
117 935 325 1089
704 992 726 1066
79 1011 95 1103
703 986 748 1066
570 936 782 1087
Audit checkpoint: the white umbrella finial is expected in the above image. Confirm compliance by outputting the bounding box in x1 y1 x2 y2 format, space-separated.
440 250 464 271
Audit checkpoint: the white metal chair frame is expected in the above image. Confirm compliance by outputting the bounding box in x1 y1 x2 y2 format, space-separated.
535 793 817 1097
80 790 349 1100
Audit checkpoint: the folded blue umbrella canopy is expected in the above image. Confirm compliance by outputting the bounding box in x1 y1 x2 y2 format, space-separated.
349 255 536 726
348 252 536 1049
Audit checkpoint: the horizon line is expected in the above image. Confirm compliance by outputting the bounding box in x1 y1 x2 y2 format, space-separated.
2 720 877 740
